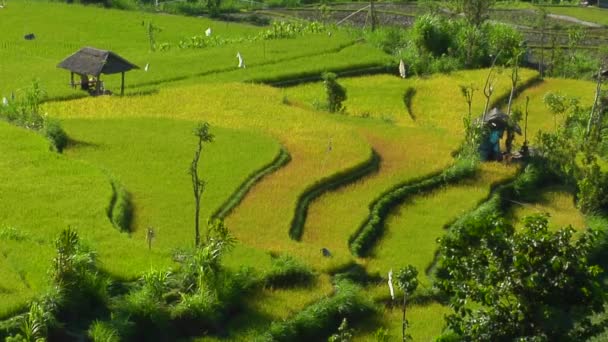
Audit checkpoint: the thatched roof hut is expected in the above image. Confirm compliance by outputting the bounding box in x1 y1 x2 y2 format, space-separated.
57 47 138 95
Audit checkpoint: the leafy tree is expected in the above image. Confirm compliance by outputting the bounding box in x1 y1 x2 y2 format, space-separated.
437 214 607 341
322 72 347 113
396 265 418 342
451 0 496 28
190 122 214 247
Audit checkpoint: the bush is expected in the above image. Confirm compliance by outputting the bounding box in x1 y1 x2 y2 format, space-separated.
266 280 374 341
322 72 346 113
265 255 315 288
88 320 120 342
43 119 68 152
403 87 416 120
110 182 133 232
411 15 455 56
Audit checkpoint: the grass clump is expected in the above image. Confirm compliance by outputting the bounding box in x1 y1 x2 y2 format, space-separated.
109 181 133 232
43 118 68 153
266 280 375 342
1 81 68 152
264 255 315 289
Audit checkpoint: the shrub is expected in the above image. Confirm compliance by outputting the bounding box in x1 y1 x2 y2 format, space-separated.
266 280 374 341
322 72 346 113
43 119 68 152
411 14 455 57
403 87 416 120
265 255 315 288
88 320 120 342
110 182 133 232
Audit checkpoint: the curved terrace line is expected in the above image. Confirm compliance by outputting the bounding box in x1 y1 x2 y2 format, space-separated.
289 149 380 241
211 147 291 220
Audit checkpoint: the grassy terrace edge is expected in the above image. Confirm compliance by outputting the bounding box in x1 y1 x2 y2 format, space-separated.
289 149 380 241
212 147 291 220
349 158 478 257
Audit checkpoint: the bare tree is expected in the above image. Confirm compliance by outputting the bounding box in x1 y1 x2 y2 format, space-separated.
507 52 523 116
190 122 214 247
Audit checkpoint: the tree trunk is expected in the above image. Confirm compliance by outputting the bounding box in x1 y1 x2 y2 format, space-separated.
587 68 603 137
402 294 407 342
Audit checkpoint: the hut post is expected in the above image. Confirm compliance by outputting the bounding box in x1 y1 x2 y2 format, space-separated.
96 74 101 95
70 72 75 88
121 72 125 96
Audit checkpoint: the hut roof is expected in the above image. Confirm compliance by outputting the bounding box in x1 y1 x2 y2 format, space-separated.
57 47 139 76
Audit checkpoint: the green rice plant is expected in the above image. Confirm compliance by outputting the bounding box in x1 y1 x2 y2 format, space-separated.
45 83 372 271
289 150 379 241
366 162 518 285
211 147 291 220
266 280 375 342
0 1 367 98
264 255 315 289
349 157 478 257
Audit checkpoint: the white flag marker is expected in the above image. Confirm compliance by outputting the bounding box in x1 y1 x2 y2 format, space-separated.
388 269 395 301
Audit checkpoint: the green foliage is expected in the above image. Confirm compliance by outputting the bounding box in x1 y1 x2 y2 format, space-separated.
328 318 353 342
42 119 68 153
265 255 315 288
437 214 607 341
15 301 57 342
260 21 326 40
398 14 523 75
88 320 120 342
109 182 133 232
1 81 68 153
373 327 391 341
396 265 419 342
454 0 497 27
577 155 608 214
191 122 215 247
411 15 455 57
322 72 347 113
395 266 418 297
266 280 375 341
403 87 416 120
50 228 110 316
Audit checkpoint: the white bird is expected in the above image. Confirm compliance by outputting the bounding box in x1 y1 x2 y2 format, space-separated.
388 269 395 301
399 59 406 79
144 63 149 72
236 52 245 68
205 27 212 37
2 97 7 106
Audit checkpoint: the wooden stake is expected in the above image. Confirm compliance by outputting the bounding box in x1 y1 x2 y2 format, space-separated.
121 72 125 96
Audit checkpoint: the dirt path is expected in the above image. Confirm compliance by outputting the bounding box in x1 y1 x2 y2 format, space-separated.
548 13 603 27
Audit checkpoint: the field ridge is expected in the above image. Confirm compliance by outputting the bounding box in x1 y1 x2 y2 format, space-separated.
349 159 478 257
289 149 380 241
212 147 292 220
